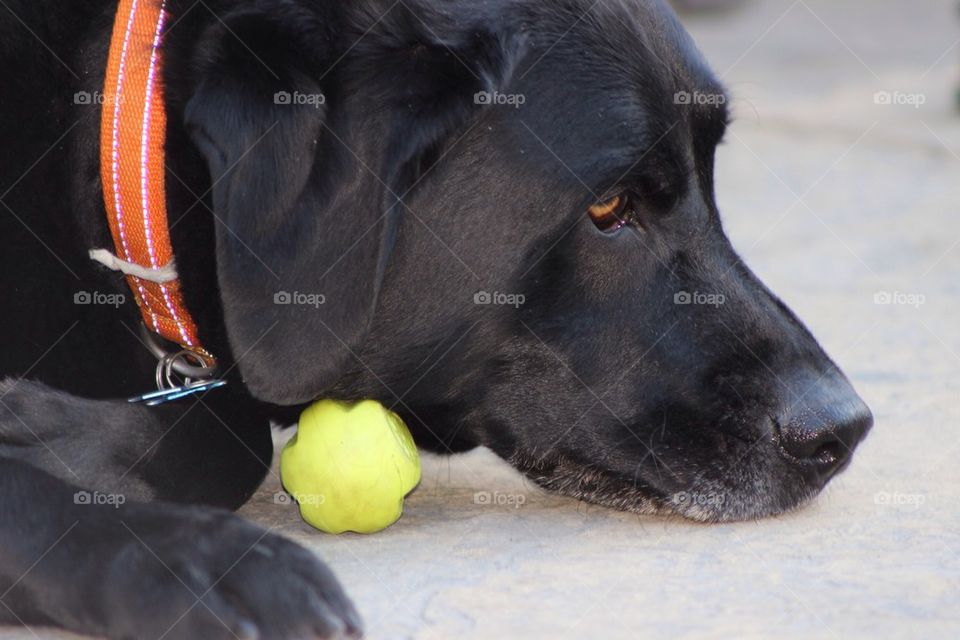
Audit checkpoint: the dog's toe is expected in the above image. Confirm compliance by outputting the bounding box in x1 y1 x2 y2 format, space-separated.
102 507 362 640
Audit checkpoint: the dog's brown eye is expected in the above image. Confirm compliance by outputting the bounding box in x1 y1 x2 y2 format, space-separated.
588 195 629 233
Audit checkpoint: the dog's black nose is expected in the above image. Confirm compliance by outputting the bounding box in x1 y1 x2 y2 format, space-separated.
775 380 873 480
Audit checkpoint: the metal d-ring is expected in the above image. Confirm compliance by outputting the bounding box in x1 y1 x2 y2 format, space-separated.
140 323 218 383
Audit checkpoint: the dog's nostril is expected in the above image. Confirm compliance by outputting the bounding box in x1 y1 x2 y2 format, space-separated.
778 425 845 464
775 391 872 479
810 440 844 466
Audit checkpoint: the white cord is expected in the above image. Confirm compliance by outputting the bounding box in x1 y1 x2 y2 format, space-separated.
89 248 178 283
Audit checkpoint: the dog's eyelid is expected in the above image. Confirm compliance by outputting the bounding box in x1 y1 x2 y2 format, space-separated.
601 176 674 216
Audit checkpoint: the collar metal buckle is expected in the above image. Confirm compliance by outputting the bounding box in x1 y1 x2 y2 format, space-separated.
129 323 227 405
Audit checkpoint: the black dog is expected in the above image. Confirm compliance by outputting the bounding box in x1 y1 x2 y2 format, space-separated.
0 0 872 637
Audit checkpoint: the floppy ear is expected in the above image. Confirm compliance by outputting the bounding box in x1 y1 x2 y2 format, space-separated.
184 3 524 405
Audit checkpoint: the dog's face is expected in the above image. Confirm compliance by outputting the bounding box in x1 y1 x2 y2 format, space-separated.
183 0 871 521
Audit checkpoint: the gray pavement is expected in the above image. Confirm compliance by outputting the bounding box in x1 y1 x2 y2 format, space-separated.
11 1 960 638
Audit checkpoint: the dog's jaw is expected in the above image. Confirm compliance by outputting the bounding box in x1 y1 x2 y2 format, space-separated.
509 449 825 523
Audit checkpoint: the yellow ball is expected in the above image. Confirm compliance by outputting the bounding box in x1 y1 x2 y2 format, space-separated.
280 399 421 534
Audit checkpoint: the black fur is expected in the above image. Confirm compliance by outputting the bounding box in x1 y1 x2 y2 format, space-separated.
0 0 872 637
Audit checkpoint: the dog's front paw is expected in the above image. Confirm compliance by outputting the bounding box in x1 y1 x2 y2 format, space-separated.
103 506 362 639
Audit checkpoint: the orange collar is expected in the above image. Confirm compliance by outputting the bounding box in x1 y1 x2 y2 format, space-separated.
94 0 216 370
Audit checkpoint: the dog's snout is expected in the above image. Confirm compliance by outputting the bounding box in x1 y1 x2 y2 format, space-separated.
775 379 873 479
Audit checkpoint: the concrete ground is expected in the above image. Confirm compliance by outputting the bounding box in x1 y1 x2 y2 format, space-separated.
13 1 959 638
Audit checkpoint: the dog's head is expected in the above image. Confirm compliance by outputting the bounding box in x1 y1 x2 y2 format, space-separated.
182 0 871 521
